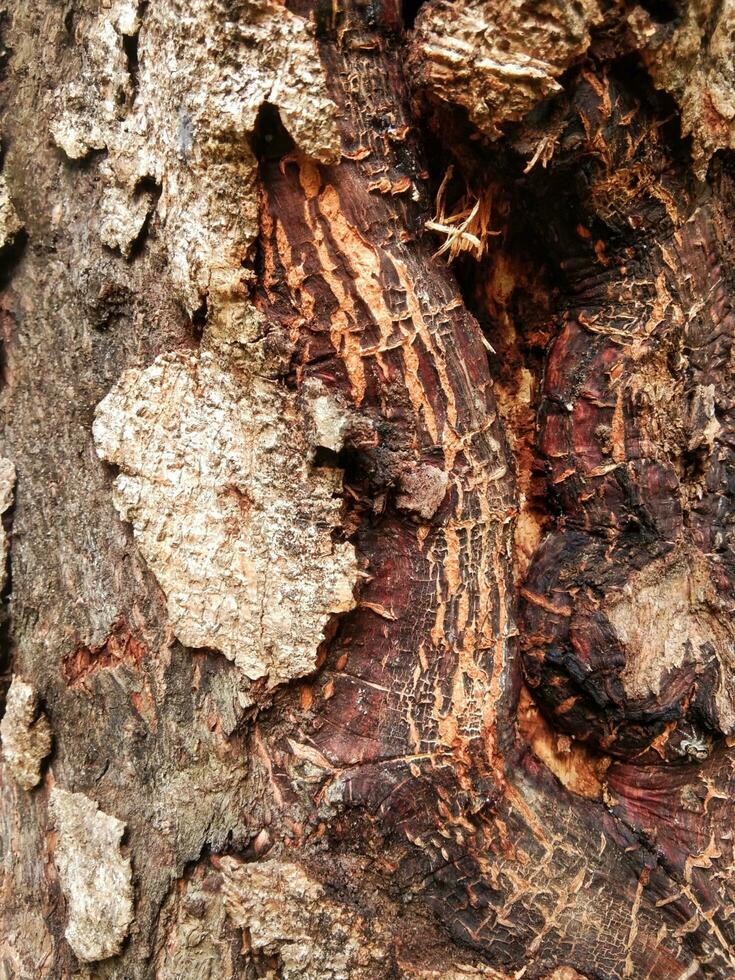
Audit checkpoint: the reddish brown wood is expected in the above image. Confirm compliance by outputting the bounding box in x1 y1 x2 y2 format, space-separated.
252 10 735 976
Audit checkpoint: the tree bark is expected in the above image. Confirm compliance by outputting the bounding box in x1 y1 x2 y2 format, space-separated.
1 0 735 977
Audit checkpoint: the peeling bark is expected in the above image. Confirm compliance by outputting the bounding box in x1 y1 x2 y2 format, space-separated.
49 788 134 964
3 0 735 977
93 344 358 685
0 676 51 790
407 0 602 140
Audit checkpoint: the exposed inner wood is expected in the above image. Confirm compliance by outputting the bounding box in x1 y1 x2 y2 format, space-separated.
253 6 735 976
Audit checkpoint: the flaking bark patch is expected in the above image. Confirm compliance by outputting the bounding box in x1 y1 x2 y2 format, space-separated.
92 348 358 685
607 552 735 740
0 176 22 249
49 0 340 313
0 456 15 590
408 0 601 142
154 860 245 978
631 0 735 178
49 788 133 963
396 464 449 520
0 676 52 790
219 857 385 978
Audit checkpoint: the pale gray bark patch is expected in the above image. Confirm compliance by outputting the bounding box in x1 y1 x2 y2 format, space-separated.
0 676 52 790
607 550 735 742
301 378 353 454
54 0 357 694
408 0 601 142
0 456 15 591
48 0 340 314
47 0 138 160
92 347 358 686
629 1 735 178
153 860 245 979
98 184 155 258
49 787 134 964
214 857 511 978
0 176 22 249
220 857 386 979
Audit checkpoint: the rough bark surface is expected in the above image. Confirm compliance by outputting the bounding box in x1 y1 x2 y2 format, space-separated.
2 0 735 978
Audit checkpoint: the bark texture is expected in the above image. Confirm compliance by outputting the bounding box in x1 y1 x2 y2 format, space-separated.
2 0 735 978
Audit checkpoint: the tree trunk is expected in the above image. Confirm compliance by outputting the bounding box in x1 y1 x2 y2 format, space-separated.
2 0 735 977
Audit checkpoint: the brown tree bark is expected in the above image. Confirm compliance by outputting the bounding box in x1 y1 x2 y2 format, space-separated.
1 0 734 977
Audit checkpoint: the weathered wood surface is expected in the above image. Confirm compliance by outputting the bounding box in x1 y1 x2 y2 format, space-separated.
2 0 735 977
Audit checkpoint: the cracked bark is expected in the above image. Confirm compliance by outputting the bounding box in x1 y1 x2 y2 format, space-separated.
2 0 735 978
